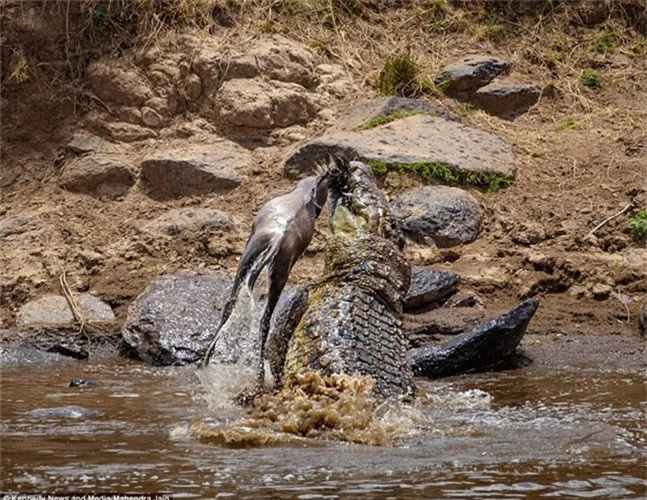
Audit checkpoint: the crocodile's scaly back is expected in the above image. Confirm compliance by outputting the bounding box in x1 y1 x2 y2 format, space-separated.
282 161 415 397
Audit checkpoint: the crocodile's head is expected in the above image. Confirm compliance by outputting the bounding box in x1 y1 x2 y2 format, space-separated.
327 158 404 248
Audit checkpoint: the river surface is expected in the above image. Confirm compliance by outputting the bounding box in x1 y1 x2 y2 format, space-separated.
1 347 645 498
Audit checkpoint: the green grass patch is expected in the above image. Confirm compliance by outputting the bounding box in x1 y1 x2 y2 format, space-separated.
369 159 513 193
377 55 421 97
556 116 582 132
629 209 647 238
355 110 435 131
581 68 601 89
589 26 617 55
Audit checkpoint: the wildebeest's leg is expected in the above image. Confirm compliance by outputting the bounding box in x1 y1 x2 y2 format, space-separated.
201 233 270 367
255 253 292 385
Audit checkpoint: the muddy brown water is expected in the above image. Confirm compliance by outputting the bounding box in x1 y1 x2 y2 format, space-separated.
1 339 645 499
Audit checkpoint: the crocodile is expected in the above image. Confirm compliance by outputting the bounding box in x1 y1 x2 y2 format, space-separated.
266 159 538 397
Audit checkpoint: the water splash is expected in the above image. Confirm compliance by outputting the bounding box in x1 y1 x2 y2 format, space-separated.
193 371 430 447
197 289 272 409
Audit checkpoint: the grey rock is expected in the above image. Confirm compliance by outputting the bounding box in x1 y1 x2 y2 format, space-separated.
284 114 514 179
337 96 458 131
120 270 232 365
142 208 236 236
17 294 115 328
0 212 43 240
391 186 483 247
405 267 461 309
473 82 541 118
66 132 116 154
59 154 136 198
140 144 246 197
409 299 539 378
434 55 511 96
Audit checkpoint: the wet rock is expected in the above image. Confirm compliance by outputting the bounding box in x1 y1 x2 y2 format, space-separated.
640 301 646 336
104 122 158 142
48 343 89 360
26 406 99 419
337 96 458 131
391 186 483 247
66 132 116 154
17 294 115 328
408 299 539 378
473 82 541 118
434 55 511 97
120 270 233 365
209 79 317 131
69 379 100 388
405 267 461 309
404 308 487 347
87 60 153 107
0 212 43 240
140 144 246 197
591 283 612 300
142 208 236 236
284 114 514 179
59 154 136 198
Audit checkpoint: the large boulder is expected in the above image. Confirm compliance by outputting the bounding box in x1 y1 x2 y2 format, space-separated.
284 114 514 179
59 154 136 198
140 143 247 197
434 55 511 97
391 186 483 247
120 271 232 365
17 294 115 328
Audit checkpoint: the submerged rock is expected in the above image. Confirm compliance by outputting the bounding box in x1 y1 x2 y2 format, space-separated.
391 186 483 247
120 270 232 365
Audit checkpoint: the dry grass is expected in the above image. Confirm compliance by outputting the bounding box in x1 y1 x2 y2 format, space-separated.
0 0 645 114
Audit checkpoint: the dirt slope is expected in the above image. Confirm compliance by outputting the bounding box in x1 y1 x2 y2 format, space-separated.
1 1 645 338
